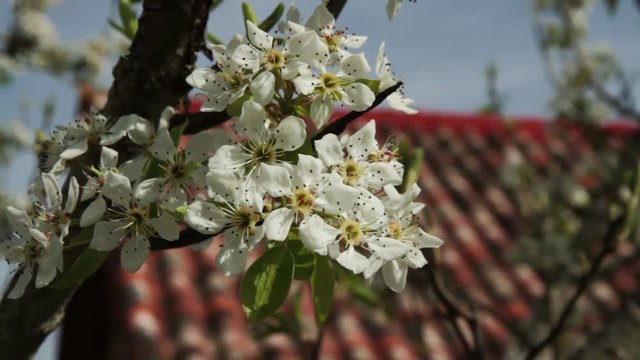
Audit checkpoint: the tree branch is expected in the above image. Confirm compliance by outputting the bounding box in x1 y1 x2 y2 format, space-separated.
312 81 403 143
325 0 348 19
523 215 624 360
169 110 230 134
0 0 212 357
150 227 225 251
425 253 485 360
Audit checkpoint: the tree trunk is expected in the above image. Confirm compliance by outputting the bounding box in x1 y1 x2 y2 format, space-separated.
0 0 210 358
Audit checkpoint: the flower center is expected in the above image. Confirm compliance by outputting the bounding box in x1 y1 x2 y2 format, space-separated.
290 188 315 214
231 206 261 234
265 49 285 70
251 142 277 165
127 207 151 237
339 159 363 186
24 240 44 262
320 72 341 92
322 29 344 53
388 221 403 240
339 219 364 245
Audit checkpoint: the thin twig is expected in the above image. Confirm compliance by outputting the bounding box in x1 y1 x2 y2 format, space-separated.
523 215 624 360
149 226 226 251
425 251 484 359
312 81 403 144
169 110 230 134
325 0 348 19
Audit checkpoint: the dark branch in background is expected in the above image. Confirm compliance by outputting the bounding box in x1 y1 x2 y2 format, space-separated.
425 250 485 360
0 0 212 358
312 81 403 144
325 0 348 19
103 0 210 120
169 110 230 134
523 215 625 360
150 227 225 251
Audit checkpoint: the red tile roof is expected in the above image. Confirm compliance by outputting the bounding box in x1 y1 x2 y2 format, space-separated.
62 111 639 360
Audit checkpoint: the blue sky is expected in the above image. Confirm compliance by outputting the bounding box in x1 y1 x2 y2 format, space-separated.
0 1 639 358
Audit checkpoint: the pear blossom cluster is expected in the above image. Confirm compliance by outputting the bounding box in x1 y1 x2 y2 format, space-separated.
1 4 441 299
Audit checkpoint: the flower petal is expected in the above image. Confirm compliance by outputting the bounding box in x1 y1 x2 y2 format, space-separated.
237 101 267 141
274 115 306 151
134 178 164 208
102 171 132 207
310 95 333 128
41 172 62 210
382 260 407 292
149 129 176 162
7 265 33 299
215 231 247 276
148 214 180 241
367 237 409 260
314 134 343 166
64 176 79 213
294 154 325 187
341 82 375 111
90 221 126 251
6 206 33 239
264 208 295 241
100 146 119 170
299 214 339 250
246 20 273 49
80 197 107 227
257 163 292 197
184 200 226 234
121 236 150 273
346 120 377 160
336 246 369 274
365 162 402 189
340 53 371 79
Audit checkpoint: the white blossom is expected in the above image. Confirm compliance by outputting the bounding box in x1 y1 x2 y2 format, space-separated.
314 120 403 190
184 171 265 276
89 175 179 272
208 101 306 197
364 184 443 292
299 185 409 273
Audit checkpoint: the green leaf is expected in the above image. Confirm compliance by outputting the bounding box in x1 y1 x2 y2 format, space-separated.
242 2 259 34
118 0 138 38
311 255 334 327
240 246 294 324
288 239 315 280
108 19 131 39
356 78 381 95
227 93 251 117
259 3 285 32
206 32 224 45
53 248 110 288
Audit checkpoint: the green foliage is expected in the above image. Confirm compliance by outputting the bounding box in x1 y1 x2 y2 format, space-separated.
311 254 334 327
397 139 423 192
240 245 294 324
109 0 138 40
288 239 316 280
259 3 285 32
53 248 110 288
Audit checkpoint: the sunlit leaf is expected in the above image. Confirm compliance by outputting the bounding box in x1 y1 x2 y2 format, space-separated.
240 246 294 324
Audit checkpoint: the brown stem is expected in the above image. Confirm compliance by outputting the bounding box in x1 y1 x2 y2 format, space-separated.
0 0 212 358
312 81 403 144
169 110 230 134
149 227 225 251
523 216 624 360
425 250 484 359
325 0 348 19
